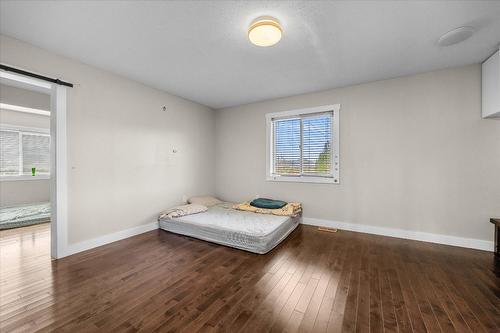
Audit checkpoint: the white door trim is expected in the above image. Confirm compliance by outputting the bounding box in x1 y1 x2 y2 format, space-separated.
1 69 68 259
50 85 68 259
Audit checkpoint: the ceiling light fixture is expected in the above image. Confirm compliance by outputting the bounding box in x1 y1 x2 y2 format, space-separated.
437 26 475 46
248 16 282 47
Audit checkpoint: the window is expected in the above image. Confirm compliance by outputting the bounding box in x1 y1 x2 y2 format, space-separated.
0 126 50 180
266 105 340 184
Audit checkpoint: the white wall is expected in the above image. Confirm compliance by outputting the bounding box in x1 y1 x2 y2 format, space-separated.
0 83 51 109
2 33 497 249
0 35 216 244
0 109 50 129
215 65 500 243
0 83 51 207
0 180 49 207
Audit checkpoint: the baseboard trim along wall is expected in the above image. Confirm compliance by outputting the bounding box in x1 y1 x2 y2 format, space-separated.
58 217 493 258
59 221 159 258
301 217 494 252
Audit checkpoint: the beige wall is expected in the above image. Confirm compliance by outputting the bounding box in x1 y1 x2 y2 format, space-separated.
0 109 50 129
0 35 216 244
0 83 51 109
0 83 51 207
2 33 497 246
215 65 500 242
0 83 51 129
0 180 49 207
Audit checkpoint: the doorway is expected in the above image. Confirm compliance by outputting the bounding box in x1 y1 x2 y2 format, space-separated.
0 69 68 259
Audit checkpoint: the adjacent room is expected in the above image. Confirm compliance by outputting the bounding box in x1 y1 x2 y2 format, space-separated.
0 1 499 332
0 83 51 231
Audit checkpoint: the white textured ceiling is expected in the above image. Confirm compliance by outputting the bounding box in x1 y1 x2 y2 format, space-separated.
1 1 499 109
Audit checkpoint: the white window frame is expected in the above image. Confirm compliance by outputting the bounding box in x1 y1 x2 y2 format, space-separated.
0 124 50 181
266 104 340 184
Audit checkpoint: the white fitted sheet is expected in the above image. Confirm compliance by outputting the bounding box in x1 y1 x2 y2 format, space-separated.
159 204 299 254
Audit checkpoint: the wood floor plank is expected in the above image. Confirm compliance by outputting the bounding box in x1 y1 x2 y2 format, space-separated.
425 265 471 332
405 261 443 333
432 265 488 333
386 267 412 333
1 223 498 333
391 247 428 333
354 243 369 333
326 241 357 332
311 238 349 333
368 263 383 333
443 264 500 331
341 241 361 333
240 234 315 333
412 256 456 332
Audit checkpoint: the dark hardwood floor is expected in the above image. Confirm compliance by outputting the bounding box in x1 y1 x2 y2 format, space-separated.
1 223 499 332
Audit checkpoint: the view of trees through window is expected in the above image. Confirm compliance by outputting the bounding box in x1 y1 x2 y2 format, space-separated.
273 113 332 176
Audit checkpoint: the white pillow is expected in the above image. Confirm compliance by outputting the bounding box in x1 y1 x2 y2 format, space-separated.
159 203 207 219
188 195 222 207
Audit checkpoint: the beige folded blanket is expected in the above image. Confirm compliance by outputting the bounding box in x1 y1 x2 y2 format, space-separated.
233 202 302 217
158 203 208 220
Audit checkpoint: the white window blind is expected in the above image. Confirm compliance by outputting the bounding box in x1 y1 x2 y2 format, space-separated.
273 117 301 175
272 112 332 177
22 134 50 173
0 128 50 177
0 130 20 175
267 105 340 184
302 113 332 176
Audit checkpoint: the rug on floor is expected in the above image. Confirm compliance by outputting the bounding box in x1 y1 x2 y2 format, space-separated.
0 202 50 230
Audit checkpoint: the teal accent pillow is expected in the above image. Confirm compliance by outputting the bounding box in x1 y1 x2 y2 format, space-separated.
250 198 287 209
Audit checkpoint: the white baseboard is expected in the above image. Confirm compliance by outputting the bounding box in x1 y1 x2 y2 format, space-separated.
302 217 494 252
56 218 493 258
59 221 159 258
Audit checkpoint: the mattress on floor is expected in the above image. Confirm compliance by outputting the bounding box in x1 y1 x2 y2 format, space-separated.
159 204 299 254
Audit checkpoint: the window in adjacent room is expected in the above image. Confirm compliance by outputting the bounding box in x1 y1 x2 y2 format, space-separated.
0 126 50 179
266 104 340 184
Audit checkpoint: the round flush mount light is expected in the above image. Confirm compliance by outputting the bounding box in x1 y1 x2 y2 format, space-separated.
437 26 475 46
248 16 282 47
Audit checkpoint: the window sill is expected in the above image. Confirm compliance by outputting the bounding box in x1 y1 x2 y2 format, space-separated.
266 175 338 184
0 175 50 182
